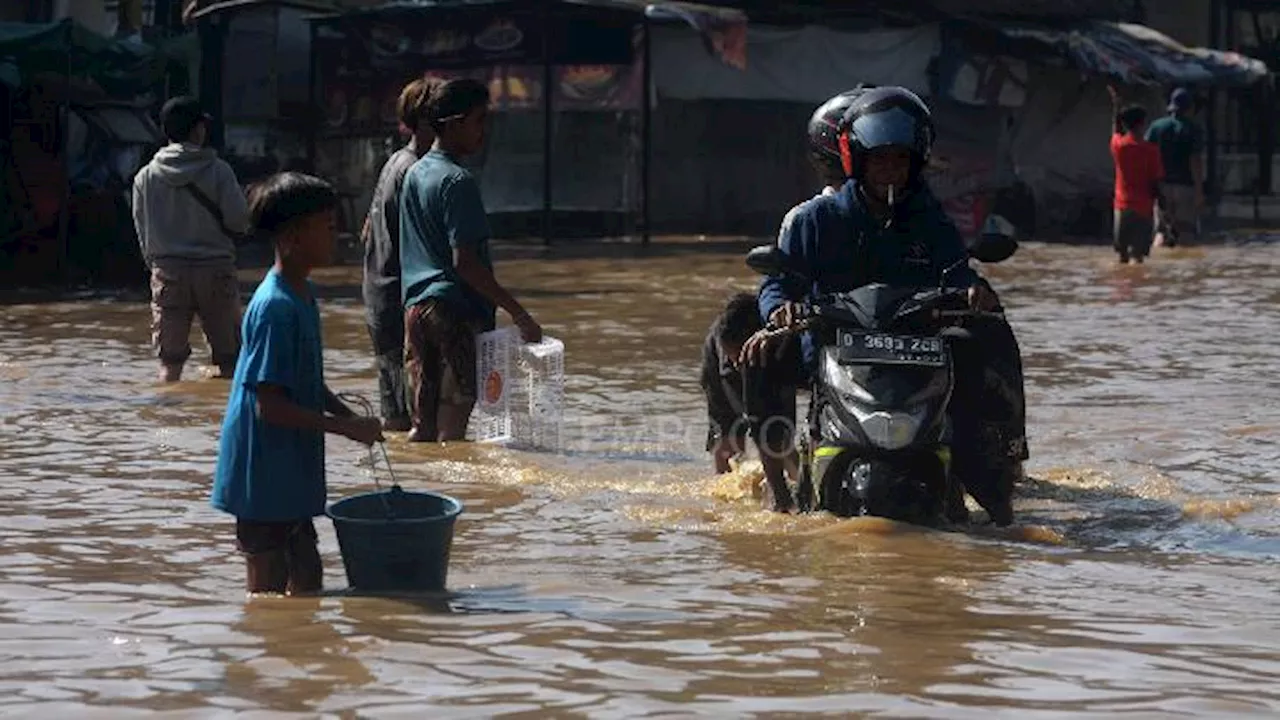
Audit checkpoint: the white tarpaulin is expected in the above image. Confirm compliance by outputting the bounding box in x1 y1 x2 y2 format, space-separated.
652 24 940 103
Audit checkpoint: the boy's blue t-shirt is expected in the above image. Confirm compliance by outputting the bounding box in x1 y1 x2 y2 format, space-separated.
212 270 326 521
398 148 496 328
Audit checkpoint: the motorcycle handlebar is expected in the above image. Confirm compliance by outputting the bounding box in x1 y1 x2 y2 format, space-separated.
764 302 1002 334
935 309 1005 320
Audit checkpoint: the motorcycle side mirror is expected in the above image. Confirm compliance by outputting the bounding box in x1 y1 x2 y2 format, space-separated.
745 245 808 280
969 214 1019 264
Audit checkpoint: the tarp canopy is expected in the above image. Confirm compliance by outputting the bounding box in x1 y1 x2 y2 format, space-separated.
930 0 1139 20
317 0 748 69
654 0 1141 25
0 19 176 96
977 20 1270 87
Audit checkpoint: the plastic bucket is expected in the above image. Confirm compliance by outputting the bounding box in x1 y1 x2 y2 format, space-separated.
326 486 463 593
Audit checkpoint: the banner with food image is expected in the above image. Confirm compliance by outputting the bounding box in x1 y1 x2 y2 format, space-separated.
313 12 634 79
346 15 545 73
320 63 642 136
313 11 644 136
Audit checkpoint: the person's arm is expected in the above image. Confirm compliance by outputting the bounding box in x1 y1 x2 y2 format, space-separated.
1151 143 1166 208
258 385 356 433
323 387 358 419
385 169 405 251
443 176 541 339
244 303 380 444
131 174 148 262
758 202 816 326
931 204 979 289
454 246 530 321
216 161 251 235
1107 84 1123 136
700 337 741 473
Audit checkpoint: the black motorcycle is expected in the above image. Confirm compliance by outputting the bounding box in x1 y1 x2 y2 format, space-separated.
745 232 1018 526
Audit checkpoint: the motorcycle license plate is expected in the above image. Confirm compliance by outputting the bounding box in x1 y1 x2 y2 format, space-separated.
837 330 946 366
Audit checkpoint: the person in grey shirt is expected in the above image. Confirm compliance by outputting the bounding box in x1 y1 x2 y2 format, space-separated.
132 96 249 382
361 77 439 431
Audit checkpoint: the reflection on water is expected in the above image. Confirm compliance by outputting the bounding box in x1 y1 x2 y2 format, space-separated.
1 241 1278 716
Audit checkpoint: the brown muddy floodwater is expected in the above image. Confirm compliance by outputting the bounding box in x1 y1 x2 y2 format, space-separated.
1 239 1279 718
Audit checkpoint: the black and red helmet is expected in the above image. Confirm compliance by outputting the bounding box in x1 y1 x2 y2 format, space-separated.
836 85 935 183
807 84 878 183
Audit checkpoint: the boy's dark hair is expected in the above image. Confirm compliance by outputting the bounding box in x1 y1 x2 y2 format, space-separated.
249 172 338 239
398 76 441 132
425 78 490 131
1118 105 1148 134
159 95 209 143
716 292 763 347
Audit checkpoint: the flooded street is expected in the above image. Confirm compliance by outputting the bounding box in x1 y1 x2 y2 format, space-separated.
1 239 1279 717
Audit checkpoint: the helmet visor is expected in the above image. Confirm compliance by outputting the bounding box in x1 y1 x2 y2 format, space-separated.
848 105 921 151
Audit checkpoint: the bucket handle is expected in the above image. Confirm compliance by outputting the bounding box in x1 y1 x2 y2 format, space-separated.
337 392 400 518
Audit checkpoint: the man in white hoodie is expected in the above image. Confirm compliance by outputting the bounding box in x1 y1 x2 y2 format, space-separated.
132 96 250 382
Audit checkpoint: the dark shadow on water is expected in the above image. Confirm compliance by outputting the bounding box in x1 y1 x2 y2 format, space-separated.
290 282 632 303
325 582 594 617
492 237 764 262
1014 474 1280 558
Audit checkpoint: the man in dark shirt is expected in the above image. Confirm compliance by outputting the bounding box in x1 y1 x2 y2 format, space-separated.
1145 88 1204 247
747 86 1025 526
361 77 438 431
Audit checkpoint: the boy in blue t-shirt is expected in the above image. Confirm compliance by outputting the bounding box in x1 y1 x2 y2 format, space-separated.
212 172 384 596
398 78 542 443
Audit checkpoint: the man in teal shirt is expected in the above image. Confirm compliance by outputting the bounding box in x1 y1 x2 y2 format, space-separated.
398 78 542 443
1145 88 1204 246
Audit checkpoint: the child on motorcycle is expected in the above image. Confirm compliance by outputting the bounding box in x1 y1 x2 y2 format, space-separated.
700 292 800 513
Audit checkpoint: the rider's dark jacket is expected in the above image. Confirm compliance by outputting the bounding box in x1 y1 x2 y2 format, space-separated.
757 178 980 369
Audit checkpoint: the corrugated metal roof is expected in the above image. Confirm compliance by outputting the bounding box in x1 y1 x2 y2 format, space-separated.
335 0 744 21
185 0 348 21
931 0 1139 19
649 0 1141 24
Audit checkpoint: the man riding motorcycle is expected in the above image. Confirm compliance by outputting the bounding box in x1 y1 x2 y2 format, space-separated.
743 85 1028 525
781 84 879 229
741 85 880 513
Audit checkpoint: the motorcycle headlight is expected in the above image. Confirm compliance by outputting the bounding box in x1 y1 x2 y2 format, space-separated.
819 348 931 450
848 404 929 450
820 349 874 404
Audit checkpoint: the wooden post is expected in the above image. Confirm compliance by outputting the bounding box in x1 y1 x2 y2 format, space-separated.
55 23 71 282
1207 0 1223 205
541 0 553 246
197 15 225 150
307 18 318 174
641 12 651 245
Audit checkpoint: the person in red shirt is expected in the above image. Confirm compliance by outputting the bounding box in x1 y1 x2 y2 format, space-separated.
1108 87 1165 264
